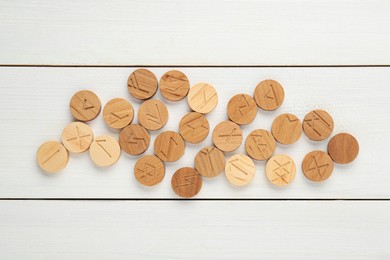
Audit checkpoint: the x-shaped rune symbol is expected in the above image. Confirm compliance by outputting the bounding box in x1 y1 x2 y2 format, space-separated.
272 160 291 184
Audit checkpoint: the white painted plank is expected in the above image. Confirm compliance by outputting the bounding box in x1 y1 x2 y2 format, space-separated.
0 0 389 65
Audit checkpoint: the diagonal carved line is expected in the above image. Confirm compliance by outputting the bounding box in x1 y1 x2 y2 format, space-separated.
96 139 111 158
41 149 60 165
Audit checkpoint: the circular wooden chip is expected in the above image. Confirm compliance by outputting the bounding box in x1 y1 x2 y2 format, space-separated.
89 135 121 167
171 167 202 198
138 99 169 131
69 90 101 121
245 129 276 160
266 154 296 187
61 122 94 153
212 121 243 152
179 112 210 144
227 94 257 125
253 79 284 111
195 146 225 178
134 155 165 186
303 110 334 141
225 154 255 186
119 124 150 155
302 151 334 182
103 98 134 129
154 131 185 162
187 82 218 114
160 70 190 101
271 113 302 145
327 133 359 164
127 69 158 100
36 141 69 173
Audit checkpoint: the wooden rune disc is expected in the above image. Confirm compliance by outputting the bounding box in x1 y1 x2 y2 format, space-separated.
303 110 334 141
265 154 296 187
160 70 190 101
327 133 359 164
195 146 225 178
154 131 185 162
119 124 150 155
302 151 334 182
187 82 218 114
138 99 169 131
103 98 134 129
61 122 94 153
245 129 276 160
227 94 257 125
69 90 101 121
212 121 243 152
225 154 255 186
89 135 121 167
171 167 202 198
271 113 302 145
253 79 284 111
36 141 69 173
127 69 158 100
179 112 210 144
134 155 165 186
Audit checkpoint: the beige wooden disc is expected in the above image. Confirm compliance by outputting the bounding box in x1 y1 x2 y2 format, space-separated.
61 122 94 153
227 94 257 125
225 154 255 186
160 70 190 101
245 129 276 160
302 151 334 182
187 82 218 114
127 69 158 100
195 146 225 178
266 154 296 187
69 90 101 122
36 141 69 173
103 98 134 129
89 135 121 167
171 167 202 198
253 79 284 111
327 133 359 164
179 112 210 144
154 131 185 162
212 121 243 152
303 110 334 141
138 99 169 131
119 124 150 155
134 155 165 186
271 113 302 145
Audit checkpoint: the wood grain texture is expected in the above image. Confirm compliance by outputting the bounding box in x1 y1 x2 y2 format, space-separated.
212 121 243 152
195 146 225 178
134 155 165 186
36 141 69 173
119 124 150 155
266 154 297 187
187 83 218 114
303 110 334 141
89 135 121 167
272 113 302 145
302 151 334 182
171 167 202 198
154 131 185 162
138 99 168 131
225 154 255 186
103 98 134 129
61 122 94 153
159 70 190 101
245 129 276 161
69 90 101 122
179 112 209 144
127 69 158 100
227 94 257 125
328 133 359 164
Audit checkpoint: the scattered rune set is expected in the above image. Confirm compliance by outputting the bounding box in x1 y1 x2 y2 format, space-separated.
36 69 359 198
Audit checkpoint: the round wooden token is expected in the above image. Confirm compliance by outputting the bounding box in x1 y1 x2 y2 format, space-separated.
302 151 334 182
134 155 165 186
171 167 202 198
179 112 210 144
212 121 243 152
36 141 69 173
303 110 334 141
245 129 276 160
103 98 134 129
127 69 158 100
61 122 94 153
265 154 296 187
119 124 150 155
160 70 190 101
154 131 185 162
69 90 101 122
253 79 284 111
271 113 302 145
327 133 359 164
225 154 255 186
89 135 121 167
227 94 257 125
195 146 225 178
187 82 218 114
138 99 169 131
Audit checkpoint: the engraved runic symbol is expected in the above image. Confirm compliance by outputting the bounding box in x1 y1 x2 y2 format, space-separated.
146 104 162 125
185 116 208 133
83 99 94 110
307 156 329 178
249 134 268 154
128 73 149 94
175 174 198 189
164 75 188 97
219 128 241 141
228 158 254 181
66 125 91 150
160 137 178 159
191 86 217 109
304 111 331 137
110 112 129 124
201 148 218 171
41 149 60 165
271 160 291 184
264 85 278 105
236 95 250 115
96 139 112 158
128 132 147 147
137 163 156 181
